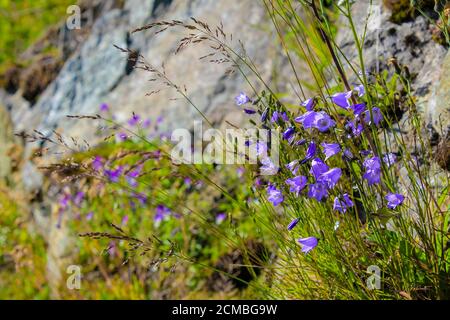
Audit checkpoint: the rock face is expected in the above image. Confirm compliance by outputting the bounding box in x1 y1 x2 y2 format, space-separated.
6 0 290 144
337 0 449 170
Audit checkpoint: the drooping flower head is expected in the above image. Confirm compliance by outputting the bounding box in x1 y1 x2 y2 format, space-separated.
333 193 354 213
86 211 94 221
331 91 352 109
321 142 341 160
73 191 85 207
297 236 318 254
116 132 128 142
346 120 363 138
301 97 315 111
385 193 405 209
285 175 308 195
154 205 171 226
267 184 284 206
310 158 329 180
235 92 251 106
307 182 328 201
343 148 354 161
363 156 382 186
92 156 104 171
313 111 336 132
364 107 383 126
295 111 318 129
142 118 152 128
287 218 300 231
126 167 141 188
350 103 367 117
299 141 316 164
318 168 342 189
271 111 289 123
283 127 296 141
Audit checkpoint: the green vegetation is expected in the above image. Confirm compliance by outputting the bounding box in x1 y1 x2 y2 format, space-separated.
0 0 72 69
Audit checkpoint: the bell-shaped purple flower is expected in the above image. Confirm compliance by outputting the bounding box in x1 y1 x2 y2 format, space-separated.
307 182 328 201
267 184 284 206
286 175 308 195
364 107 383 126
301 98 315 111
333 193 354 213
314 111 336 132
283 127 296 141
385 193 405 209
287 218 299 231
331 91 352 109
295 111 318 129
317 168 342 189
300 141 317 164
321 142 341 160
235 92 251 106
271 111 289 123
216 213 227 225
297 236 318 253
350 103 366 116
346 120 363 137
363 156 382 186
310 158 329 180
343 148 354 161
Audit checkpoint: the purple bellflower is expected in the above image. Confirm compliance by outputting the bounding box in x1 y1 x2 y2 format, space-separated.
321 142 341 160
308 182 328 201
300 141 317 164
310 158 329 180
286 175 308 195
267 184 284 206
297 236 318 254
385 193 405 209
235 92 251 106
331 91 352 109
301 98 315 111
287 218 300 231
363 156 382 186
317 168 342 189
333 193 354 213
364 107 383 126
